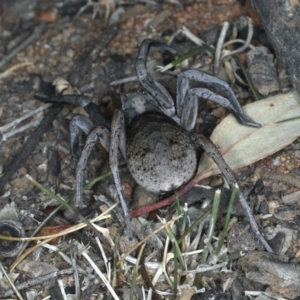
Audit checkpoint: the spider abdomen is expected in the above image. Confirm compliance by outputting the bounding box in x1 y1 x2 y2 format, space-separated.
126 112 197 194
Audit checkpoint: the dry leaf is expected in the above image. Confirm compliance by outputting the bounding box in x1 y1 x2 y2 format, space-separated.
197 89 300 180
36 224 71 244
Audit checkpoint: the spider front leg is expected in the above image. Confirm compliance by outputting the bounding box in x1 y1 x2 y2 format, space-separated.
177 70 261 131
135 39 177 117
194 133 273 253
35 94 111 130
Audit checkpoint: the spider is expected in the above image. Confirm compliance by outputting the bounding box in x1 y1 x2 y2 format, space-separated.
36 39 272 252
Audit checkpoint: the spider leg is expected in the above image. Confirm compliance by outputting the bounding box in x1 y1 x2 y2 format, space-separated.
194 133 273 253
75 126 111 208
109 110 132 238
69 115 94 165
177 70 261 130
135 39 177 117
35 94 110 129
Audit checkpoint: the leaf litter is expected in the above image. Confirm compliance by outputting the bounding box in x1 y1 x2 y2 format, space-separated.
197 90 300 180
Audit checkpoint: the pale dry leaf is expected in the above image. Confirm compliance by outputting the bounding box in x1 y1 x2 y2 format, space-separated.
196 89 300 180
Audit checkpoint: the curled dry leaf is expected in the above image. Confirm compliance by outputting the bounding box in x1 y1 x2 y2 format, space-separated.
196 90 300 180
35 224 71 245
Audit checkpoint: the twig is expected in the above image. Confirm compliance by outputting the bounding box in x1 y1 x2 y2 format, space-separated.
130 244 145 300
110 76 138 86
58 278 68 300
3 268 74 298
0 22 45 69
214 21 229 74
0 104 62 193
167 25 205 55
183 262 227 274
71 256 80 299
2 118 42 142
81 246 120 300
222 17 254 59
42 244 86 274
0 261 23 300
0 103 51 134
26 175 113 253
117 216 181 266
0 62 33 79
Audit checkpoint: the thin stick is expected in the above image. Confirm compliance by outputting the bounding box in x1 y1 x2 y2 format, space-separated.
0 103 51 134
0 262 23 299
81 248 120 300
0 61 33 79
0 104 62 193
214 22 229 73
3 268 74 298
222 17 253 59
0 22 45 68
2 119 42 141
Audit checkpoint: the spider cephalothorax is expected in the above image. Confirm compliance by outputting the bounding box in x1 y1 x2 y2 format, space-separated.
36 39 272 252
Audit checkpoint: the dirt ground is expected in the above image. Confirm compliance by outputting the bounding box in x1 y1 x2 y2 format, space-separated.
0 0 300 299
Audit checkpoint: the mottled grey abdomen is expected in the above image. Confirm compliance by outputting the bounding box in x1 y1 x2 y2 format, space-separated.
126 112 197 194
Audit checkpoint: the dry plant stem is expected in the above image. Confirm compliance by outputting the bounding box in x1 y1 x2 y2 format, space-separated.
0 261 23 300
3 269 74 298
7 209 113 272
0 103 51 134
27 174 112 253
0 104 62 193
0 194 113 242
0 22 45 68
58 278 68 300
16 168 118 267
223 39 255 51
2 118 42 141
42 244 85 274
81 248 120 300
0 61 33 79
183 262 227 275
139 256 158 296
71 257 80 299
214 21 229 73
110 75 138 86
117 216 181 266
172 242 179 297
162 236 173 287
130 244 145 300
161 218 185 270
179 26 205 46
222 17 254 59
